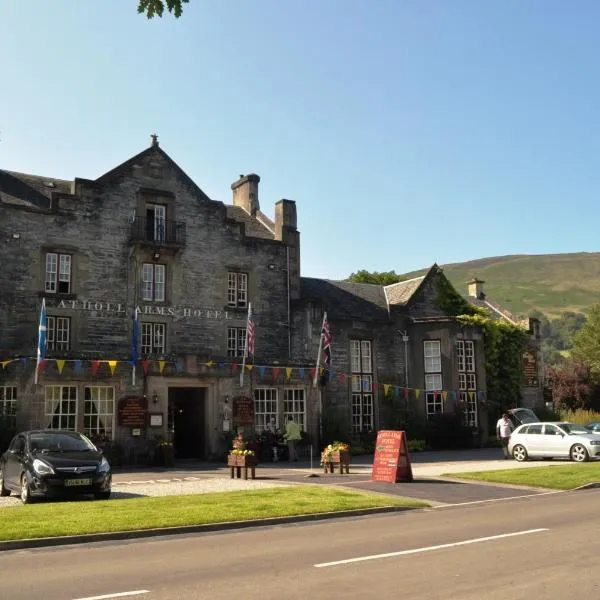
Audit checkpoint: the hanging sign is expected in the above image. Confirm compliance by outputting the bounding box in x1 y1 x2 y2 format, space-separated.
372 430 413 483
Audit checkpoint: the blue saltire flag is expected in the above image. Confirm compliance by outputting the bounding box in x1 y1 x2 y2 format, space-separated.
34 298 47 384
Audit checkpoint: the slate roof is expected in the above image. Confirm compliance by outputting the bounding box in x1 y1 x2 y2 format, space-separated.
300 278 389 320
384 276 426 305
226 206 275 240
467 295 520 324
0 170 71 209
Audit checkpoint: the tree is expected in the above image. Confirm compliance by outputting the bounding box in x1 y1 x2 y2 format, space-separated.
572 304 600 375
346 270 406 286
138 0 188 18
548 358 593 411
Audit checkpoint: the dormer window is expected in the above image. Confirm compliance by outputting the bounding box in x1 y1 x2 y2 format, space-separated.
45 252 71 294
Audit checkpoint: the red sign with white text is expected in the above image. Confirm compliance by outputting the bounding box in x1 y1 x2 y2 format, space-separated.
371 430 413 483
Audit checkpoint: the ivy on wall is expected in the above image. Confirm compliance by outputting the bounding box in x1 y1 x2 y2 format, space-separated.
435 274 528 412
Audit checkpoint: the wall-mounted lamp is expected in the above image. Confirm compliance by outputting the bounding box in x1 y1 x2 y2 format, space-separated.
268 264 276 270
12 233 20 240
153 251 160 261
152 392 159 404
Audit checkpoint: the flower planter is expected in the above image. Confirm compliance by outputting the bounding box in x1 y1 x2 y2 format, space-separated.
227 453 258 480
321 449 351 474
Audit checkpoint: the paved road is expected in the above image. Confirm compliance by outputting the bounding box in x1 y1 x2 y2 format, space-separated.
1 488 597 599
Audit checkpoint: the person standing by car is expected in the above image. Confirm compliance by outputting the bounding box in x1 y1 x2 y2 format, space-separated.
496 413 514 459
283 416 302 462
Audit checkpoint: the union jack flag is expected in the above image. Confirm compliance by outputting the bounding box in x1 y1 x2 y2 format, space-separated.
246 303 255 357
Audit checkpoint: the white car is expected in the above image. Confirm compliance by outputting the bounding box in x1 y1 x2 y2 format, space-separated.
508 422 600 463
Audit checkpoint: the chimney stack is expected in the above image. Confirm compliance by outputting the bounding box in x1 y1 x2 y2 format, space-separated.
231 173 260 216
467 278 485 300
275 199 300 300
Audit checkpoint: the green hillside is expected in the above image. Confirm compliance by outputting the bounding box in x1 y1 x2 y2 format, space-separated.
403 253 600 318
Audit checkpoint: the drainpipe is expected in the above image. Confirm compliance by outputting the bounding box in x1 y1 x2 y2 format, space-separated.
401 331 409 387
286 246 291 358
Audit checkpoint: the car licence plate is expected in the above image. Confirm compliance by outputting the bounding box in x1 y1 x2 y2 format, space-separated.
64 478 92 487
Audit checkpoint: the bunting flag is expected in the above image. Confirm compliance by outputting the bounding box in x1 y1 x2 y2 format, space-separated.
245 364 253 372
142 360 151 376
450 390 457 401
286 367 293 379
37 359 48 377
469 391 475 401
56 359 65 375
34 298 47 385
175 359 184 374
206 360 215 367
1 360 12 369
383 383 391 396
442 391 448 401
259 366 266 377
298 368 305 379
404 387 410 398
415 389 421 399
158 360 166 374
108 360 117 375
91 360 100 376
74 360 82 374
272 367 280 378
231 362 238 373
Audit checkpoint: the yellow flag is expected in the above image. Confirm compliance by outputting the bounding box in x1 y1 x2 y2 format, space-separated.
158 360 166 374
245 364 253 372
286 367 293 379
56 359 65 375
442 391 448 401
205 360 215 367
383 384 391 396
415 389 421 399
108 360 117 375
0 360 11 369
468 391 475 401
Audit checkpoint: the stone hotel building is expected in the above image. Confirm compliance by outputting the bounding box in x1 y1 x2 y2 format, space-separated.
0 138 543 460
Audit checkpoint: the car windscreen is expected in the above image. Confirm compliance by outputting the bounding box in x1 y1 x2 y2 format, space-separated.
29 433 95 453
558 423 590 435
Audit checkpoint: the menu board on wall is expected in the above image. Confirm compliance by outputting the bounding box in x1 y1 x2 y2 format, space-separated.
522 350 539 387
372 430 413 483
233 396 254 425
118 396 148 427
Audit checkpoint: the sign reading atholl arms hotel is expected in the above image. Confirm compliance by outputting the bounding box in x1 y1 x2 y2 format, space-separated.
53 299 235 320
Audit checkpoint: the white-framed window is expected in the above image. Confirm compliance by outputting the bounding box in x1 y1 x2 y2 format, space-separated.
45 252 72 294
227 327 247 357
424 340 441 372
350 339 374 433
147 203 166 241
0 386 17 429
254 388 278 433
84 386 115 440
425 373 443 417
227 272 248 308
457 340 477 427
142 263 165 302
45 385 77 430
283 388 305 430
47 316 71 350
141 322 166 355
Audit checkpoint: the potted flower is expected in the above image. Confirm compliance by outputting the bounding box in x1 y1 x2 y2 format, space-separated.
321 441 351 473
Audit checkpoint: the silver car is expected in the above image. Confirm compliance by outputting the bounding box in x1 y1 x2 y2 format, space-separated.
508 422 600 463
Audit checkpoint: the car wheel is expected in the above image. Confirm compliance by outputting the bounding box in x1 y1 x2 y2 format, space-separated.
94 491 111 500
0 470 10 497
570 444 589 463
512 445 528 462
20 474 33 504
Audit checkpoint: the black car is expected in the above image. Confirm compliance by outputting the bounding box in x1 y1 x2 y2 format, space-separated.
0 430 112 503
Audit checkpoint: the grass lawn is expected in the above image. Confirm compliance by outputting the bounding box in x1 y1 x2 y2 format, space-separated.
0 486 427 541
444 462 600 490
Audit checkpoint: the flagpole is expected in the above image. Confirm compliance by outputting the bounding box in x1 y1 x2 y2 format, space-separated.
312 312 326 387
240 302 251 387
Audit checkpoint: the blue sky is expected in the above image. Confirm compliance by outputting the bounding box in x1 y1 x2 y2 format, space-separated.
2 1 600 280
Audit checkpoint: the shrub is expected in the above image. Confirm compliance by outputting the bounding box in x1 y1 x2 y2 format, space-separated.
557 408 600 425
407 439 426 452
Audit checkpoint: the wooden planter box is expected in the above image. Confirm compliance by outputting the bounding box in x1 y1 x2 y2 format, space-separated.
321 449 351 474
227 453 258 480
227 454 258 467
